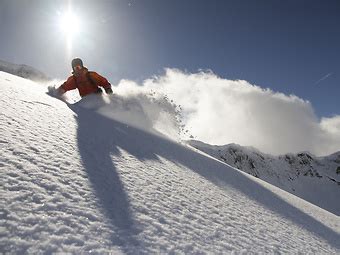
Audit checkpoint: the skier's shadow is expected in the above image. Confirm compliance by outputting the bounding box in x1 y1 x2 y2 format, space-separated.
69 98 340 251
69 103 142 252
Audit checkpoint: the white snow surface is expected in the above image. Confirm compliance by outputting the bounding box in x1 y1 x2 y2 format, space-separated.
1 71 340 253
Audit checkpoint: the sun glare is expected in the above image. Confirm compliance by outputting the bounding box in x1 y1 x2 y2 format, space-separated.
59 12 80 35
58 8 81 58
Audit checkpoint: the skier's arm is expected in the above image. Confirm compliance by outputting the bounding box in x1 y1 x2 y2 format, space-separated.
57 86 66 95
91 72 113 93
57 76 77 95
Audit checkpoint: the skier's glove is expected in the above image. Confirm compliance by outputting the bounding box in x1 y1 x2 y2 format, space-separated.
105 87 113 94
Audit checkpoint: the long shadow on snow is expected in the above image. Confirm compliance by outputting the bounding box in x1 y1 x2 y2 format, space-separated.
70 101 339 250
69 104 141 253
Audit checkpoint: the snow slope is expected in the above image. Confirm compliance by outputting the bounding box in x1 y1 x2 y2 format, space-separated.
187 140 340 216
1 71 340 253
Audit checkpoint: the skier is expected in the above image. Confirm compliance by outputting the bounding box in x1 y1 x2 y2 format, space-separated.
57 58 113 97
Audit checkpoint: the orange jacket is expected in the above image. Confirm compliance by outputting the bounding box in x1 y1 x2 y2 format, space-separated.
60 68 111 97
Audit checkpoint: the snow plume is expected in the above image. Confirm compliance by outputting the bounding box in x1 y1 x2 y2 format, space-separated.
51 82 183 140
48 69 339 156
132 69 339 156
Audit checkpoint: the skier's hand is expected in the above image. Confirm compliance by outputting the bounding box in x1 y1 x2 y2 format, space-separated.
105 87 113 94
47 85 59 97
46 85 67 102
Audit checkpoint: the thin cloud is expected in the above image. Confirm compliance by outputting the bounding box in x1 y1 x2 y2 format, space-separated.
314 72 333 85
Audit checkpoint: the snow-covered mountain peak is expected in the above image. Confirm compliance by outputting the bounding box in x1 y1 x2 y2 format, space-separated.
187 140 340 215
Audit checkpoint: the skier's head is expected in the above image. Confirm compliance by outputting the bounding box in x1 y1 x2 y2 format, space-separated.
71 58 83 72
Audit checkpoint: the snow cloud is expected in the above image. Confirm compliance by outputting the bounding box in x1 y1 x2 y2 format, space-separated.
50 68 339 156
113 69 339 156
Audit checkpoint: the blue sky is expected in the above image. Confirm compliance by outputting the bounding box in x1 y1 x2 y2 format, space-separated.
0 0 339 118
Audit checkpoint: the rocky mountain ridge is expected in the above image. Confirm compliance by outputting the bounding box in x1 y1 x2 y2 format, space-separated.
187 140 340 215
0 59 50 82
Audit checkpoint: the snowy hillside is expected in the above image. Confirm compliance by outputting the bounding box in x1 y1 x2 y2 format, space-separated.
187 140 340 216
0 59 50 82
1 71 340 253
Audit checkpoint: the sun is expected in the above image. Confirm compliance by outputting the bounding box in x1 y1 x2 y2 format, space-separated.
59 11 80 36
57 8 81 57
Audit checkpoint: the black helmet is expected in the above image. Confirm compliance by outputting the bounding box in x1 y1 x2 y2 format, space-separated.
71 58 83 70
